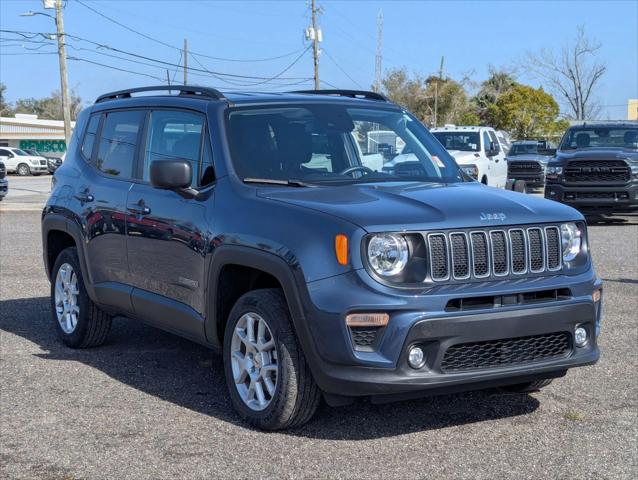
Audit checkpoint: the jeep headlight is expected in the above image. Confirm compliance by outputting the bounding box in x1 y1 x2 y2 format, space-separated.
367 234 409 277
560 222 582 262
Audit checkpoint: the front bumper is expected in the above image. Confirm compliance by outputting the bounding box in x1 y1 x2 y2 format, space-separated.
507 172 546 188
300 268 602 398
545 182 638 214
28 165 49 174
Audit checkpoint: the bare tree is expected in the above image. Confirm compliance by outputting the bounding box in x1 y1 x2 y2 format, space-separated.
526 26 606 120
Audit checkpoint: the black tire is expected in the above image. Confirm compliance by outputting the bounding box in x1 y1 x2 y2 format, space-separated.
50 247 112 348
502 378 553 393
505 179 515 191
514 180 527 193
481 176 488 185
16 163 31 176
223 289 321 430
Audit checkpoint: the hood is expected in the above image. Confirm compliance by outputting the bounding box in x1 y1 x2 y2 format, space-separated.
556 148 638 162
447 150 482 165
258 182 581 232
506 154 552 164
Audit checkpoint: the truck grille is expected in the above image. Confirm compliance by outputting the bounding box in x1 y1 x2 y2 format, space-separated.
508 161 542 174
564 160 630 183
440 332 571 372
426 226 562 282
39 160 47 166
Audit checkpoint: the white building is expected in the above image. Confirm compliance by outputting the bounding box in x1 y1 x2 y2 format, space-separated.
0 114 75 158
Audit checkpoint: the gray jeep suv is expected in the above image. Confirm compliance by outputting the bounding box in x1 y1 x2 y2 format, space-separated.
42 86 602 429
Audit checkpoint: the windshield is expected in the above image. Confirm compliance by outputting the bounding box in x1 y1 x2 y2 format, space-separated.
431 132 480 152
25 150 41 156
560 127 638 150
13 149 29 156
508 143 540 156
227 105 463 185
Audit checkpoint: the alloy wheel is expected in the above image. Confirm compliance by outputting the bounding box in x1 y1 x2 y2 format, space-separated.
54 263 80 334
230 312 278 411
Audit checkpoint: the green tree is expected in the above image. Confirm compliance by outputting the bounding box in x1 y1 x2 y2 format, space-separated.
472 68 517 125
380 68 475 126
14 89 82 120
0 83 13 116
488 84 568 139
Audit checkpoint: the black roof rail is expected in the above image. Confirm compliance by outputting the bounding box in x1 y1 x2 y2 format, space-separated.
291 89 389 102
95 85 227 104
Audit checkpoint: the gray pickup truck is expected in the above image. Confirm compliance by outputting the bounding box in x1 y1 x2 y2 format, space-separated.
506 140 557 190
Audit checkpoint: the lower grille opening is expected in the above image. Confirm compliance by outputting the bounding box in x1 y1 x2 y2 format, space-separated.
445 288 571 312
441 332 571 373
349 326 383 352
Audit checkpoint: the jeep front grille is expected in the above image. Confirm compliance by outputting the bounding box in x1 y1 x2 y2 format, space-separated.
426 225 562 282
564 160 630 183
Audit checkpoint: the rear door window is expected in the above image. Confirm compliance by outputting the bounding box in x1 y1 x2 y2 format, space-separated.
96 110 144 178
142 110 204 186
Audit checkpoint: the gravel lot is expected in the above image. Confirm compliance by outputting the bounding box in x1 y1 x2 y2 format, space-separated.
1 202 637 479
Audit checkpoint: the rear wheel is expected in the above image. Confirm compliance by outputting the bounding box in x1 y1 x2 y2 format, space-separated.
502 378 553 393
16 163 30 176
51 247 112 348
223 289 320 430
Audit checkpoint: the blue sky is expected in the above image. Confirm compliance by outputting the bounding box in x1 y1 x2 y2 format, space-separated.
1 0 636 119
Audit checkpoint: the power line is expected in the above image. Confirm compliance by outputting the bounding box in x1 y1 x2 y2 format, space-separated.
73 0 307 64
0 30 311 82
322 49 363 88
67 56 166 81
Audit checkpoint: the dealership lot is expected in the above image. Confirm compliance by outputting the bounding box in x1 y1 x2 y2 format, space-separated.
1 196 637 479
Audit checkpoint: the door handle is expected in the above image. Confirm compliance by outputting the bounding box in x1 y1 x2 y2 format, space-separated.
75 190 94 203
127 201 151 216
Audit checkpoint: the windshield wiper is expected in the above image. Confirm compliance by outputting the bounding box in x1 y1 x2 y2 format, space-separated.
243 178 314 187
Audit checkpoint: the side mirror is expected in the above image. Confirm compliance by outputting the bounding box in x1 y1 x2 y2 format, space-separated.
150 159 192 190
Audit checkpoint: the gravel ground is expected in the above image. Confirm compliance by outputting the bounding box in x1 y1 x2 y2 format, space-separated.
0 210 636 479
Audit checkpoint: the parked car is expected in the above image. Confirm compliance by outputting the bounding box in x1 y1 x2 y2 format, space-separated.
24 149 63 174
544 122 638 216
506 140 557 191
430 125 508 188
0 161 8 200
42 86 601 430
0 147 48 175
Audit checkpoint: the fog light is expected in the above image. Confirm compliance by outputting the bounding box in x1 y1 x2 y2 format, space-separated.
574 327 588 347
408 346 425 369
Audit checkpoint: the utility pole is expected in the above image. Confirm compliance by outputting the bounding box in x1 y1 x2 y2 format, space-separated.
374 9 383 93
54 0 71 146
183 38 188 85
433 56 444 128
309 0 322 90
20 1 71 145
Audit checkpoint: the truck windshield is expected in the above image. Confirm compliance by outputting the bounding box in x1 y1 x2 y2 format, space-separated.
560 127 638 150
431 132 480 152
508 143 540 155
227 104 463 185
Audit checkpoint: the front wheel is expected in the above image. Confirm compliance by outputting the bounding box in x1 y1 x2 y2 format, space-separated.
16 163 31 176
223 289 320 430
513 179 528 193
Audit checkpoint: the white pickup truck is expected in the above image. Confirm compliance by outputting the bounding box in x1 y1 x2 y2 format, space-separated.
430 125 509 188
0 147 49 176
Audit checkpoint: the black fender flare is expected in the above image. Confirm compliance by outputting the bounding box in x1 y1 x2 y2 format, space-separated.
204 245 323 375
41 211 97 301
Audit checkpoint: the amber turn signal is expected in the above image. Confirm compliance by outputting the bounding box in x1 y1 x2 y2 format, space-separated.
335 234 348 265
345 313 390 327
592 289 601 302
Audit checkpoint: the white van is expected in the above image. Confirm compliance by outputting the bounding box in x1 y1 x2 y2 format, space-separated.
430 126 508 188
